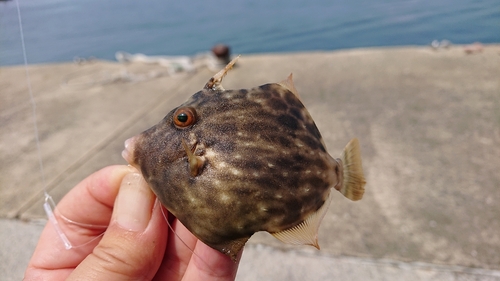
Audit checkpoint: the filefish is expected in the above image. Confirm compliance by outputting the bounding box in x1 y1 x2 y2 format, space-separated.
122 57 366 261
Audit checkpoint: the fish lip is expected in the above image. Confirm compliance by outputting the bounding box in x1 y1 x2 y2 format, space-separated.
122 136 136 164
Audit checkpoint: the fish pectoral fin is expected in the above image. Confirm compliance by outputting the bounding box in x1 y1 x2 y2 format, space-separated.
338 138 366 201
271 190 333 249
278 73 301 100
204 55 240 91
181 139 205 177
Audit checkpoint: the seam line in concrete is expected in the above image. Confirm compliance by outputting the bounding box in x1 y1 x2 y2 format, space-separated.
12 75 197 219
262 244 500 277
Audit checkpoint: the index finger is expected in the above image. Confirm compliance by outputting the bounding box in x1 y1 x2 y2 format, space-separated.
183 240 242 281
56 165 133 229
26 165 131 278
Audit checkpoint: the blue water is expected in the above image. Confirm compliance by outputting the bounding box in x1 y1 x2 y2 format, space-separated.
1 0 499 66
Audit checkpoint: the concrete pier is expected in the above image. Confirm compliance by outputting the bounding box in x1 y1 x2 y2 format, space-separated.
2 45 500 280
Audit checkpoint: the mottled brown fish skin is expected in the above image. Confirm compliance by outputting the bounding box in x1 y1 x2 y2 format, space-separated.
130 83 341 258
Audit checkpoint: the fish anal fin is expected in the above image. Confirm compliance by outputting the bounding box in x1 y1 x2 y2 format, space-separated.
278 73 301 99
271 190 333 249
338 138 366 201
205 55 240 91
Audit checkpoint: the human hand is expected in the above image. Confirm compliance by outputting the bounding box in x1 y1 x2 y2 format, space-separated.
25 165 241 280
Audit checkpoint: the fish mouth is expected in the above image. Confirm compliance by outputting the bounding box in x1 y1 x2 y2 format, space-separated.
122 136 137 166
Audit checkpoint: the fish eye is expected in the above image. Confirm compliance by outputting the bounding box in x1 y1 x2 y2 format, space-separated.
173 107 197 128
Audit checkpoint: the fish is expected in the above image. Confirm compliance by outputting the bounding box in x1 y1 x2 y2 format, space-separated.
121 57 366 261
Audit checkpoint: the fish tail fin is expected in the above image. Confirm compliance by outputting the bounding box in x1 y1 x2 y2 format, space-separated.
338 138 366 201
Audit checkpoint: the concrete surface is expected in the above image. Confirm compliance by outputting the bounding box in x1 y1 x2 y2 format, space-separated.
3 219 500 281
0 219 43 281
1 45 500 280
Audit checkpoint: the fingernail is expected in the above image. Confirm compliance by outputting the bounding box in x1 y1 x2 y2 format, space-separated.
114 172 155 232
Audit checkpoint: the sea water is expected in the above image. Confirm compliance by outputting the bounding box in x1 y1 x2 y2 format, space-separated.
1 0 499 66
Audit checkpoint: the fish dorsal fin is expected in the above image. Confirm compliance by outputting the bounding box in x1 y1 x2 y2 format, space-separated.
271 190 333 249
278 73 301 99
204 55 240 91
338 138 366 201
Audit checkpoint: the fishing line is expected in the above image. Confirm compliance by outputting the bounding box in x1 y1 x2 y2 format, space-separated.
16 2 224 270
160 205 214 271
15 0 105 250
14 0 60 246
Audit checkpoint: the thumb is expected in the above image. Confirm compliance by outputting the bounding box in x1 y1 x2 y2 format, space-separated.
68 171 168 280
